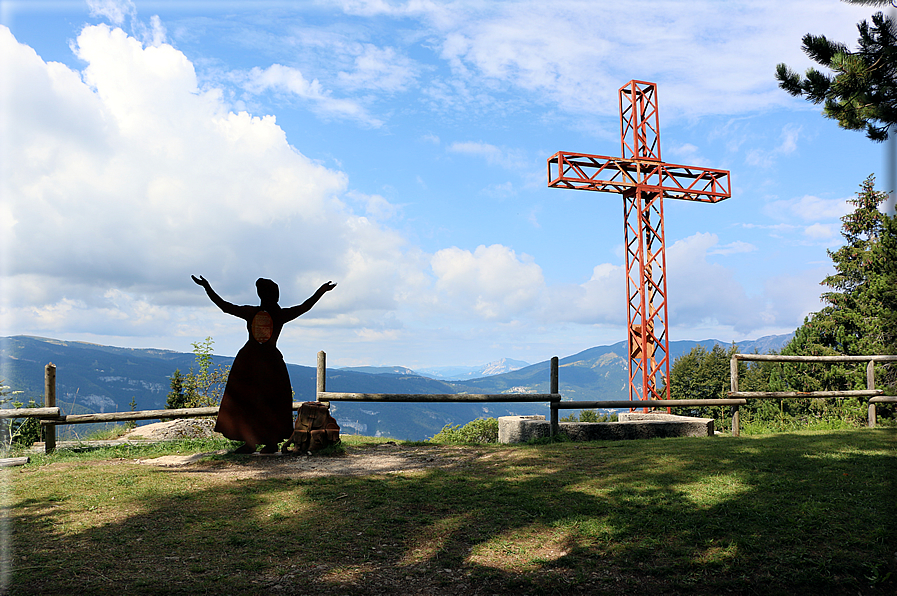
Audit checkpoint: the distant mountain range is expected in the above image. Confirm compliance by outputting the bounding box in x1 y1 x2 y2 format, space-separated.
0 334 792 441
338 357 531 381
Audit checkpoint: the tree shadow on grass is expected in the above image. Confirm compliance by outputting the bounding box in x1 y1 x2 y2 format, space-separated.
6 430 896 595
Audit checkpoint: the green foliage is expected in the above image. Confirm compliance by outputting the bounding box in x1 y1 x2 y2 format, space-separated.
166 368 191 409
665 342 874 431
667 343 741 425
667 177 897 429
878 212 897 392
0 381 41 448
560 410 618 422
81 424 133 441
429 417 499 444
10 400 41 447
166 337 230 409
127 397 138 430
776 4 897 141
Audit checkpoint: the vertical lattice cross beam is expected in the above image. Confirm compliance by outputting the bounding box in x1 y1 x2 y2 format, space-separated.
621 82 668 402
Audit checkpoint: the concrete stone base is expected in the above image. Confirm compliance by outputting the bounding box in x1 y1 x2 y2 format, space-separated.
498 413 714 444
497 415 548 444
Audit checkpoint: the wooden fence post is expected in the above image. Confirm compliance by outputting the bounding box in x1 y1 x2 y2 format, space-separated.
317 351 328 408
867 359 876 428
44 363 56 454
550 357 559 437
729 356 740 437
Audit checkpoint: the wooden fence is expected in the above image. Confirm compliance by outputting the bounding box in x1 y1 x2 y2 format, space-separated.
315 351 564 434
3 353 894 454
727 353 897 435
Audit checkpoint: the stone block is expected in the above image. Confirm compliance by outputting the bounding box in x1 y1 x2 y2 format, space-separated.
498 415 549 444
498 413 714 444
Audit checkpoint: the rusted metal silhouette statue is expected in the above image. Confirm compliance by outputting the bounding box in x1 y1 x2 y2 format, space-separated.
192 275 336 453
548 80 731 404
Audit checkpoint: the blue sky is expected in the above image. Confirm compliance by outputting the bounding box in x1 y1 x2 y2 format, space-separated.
1 0 894 369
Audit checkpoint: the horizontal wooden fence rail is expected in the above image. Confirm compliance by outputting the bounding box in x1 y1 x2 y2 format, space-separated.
38 402 319 427
555 399 748 409
729 353 897 433
728 390 883 399
732 354 897 363
42 407 221 425
29 402 317 454
0 407 61 420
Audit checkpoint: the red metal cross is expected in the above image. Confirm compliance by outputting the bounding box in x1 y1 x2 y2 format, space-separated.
548 80 731 404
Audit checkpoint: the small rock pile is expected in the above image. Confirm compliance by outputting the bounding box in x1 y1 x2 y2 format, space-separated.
123 418 220 441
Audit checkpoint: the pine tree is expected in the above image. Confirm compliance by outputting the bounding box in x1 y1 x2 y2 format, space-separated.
879 213 897 349
875 212 897 391
166 368 189 409
776 1 897 141
784 175 891 394
816 174 887 354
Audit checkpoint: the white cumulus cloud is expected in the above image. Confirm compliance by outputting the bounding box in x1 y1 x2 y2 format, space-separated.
0 24 411 342
430 244 544 320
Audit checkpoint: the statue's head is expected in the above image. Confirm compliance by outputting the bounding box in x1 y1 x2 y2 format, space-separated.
256 278 279 304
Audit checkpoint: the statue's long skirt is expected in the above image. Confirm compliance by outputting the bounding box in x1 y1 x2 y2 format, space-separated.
214 341 294 446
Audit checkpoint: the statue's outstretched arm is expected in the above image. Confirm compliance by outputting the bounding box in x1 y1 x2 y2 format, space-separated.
282 281 336 322
192 275 242 317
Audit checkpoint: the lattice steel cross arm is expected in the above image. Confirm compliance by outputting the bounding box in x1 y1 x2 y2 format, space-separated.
546 155 730 203
547 80 731 404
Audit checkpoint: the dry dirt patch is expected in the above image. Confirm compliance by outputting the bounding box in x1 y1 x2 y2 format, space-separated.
111 419 530 480
133 442 510 480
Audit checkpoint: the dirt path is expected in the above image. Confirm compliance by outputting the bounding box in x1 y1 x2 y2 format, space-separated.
132 441 494 479
31 419 507 479
112 419 498 479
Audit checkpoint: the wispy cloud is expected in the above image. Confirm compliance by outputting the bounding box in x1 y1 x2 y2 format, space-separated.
336 44 419 93
86 0 135 26
745 124 802 168
764 194 851 222
241 64 383 127
332 1 875 119
709 241 758 256
447 141 527 169
480 181 516 199
803 223 838 240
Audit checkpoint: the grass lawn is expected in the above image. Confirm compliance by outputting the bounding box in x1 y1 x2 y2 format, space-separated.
3 429 895 595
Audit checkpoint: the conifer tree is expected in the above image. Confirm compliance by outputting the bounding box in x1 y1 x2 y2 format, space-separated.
784 175 891 392
165 368 190 409
776 1 897 141
875 212 897 391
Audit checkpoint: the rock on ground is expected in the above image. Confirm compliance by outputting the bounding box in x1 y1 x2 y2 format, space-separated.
122 418 221 441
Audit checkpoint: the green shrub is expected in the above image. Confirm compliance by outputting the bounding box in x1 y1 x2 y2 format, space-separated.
430 417 499 444
0 398 42 448
12 400 41 447
560 410 618 422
